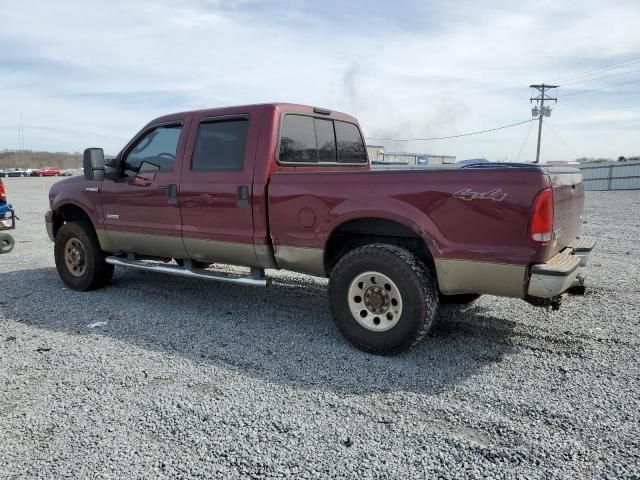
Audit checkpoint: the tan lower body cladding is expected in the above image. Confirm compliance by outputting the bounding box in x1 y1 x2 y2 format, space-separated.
435 258 527 298
273 245 325 276
98 230 324 273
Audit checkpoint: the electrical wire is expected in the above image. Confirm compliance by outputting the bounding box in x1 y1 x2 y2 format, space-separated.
365 119 534 142
559 67 640 86
543 122 579 159
558 78 640 98
549 56 640 84
516 117 534 161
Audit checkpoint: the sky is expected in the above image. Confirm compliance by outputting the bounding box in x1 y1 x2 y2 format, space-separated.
1 0 639 162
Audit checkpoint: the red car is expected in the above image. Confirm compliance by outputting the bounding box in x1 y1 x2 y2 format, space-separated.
45 103 594 354
32 167 61 177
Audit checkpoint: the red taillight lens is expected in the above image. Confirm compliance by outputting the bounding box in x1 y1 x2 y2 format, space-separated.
0 181 6 203
530 188 554 242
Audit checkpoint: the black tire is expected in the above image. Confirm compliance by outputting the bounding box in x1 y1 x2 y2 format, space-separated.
0 233 15 254
329 243 439 355
54 221 114 291
439 293 481 305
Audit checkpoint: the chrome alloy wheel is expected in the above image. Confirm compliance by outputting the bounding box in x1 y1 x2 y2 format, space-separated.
64 237 87 277
347 271 403 332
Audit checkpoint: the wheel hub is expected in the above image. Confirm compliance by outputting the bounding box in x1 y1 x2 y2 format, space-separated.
347 271 403 332
364 286 389 314
64 237 87 277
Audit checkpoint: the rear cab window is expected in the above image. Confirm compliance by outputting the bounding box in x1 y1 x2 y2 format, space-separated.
278 114 366 165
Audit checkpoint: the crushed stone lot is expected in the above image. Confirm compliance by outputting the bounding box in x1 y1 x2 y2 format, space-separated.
0 177 638 479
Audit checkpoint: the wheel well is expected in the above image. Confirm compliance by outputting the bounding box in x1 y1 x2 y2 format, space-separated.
324 218 434 275
52 204 92 238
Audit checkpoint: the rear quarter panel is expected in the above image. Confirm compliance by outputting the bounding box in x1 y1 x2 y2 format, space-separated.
268 168 554 266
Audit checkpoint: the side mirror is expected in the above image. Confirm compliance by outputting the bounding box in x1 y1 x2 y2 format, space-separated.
105 156 121 180
83 148 105 180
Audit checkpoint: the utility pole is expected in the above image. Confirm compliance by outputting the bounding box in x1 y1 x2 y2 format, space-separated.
530 84 558 163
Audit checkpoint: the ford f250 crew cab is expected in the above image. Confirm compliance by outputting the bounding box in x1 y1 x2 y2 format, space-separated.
46 103 594 354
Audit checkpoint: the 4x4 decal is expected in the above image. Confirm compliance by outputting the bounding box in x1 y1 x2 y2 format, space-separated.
453 188 507 202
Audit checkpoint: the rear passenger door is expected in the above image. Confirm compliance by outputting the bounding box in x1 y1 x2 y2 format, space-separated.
179 111 262 267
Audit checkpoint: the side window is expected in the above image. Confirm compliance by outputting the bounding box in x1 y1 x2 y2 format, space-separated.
335 121 366 164
124 125 182 175
192 119 249 171
279 115 317 163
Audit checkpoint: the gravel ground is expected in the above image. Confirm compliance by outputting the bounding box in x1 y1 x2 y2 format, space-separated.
1 177 638 479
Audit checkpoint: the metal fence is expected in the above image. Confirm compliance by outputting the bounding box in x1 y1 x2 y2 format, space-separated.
580 162 640 191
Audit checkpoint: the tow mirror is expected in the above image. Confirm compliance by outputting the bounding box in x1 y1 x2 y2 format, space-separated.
83 148 105 180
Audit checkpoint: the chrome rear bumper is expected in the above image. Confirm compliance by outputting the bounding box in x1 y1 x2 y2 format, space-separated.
527 238 595 299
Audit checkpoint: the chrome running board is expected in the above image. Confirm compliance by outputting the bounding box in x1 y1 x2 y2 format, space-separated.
105 256 268 287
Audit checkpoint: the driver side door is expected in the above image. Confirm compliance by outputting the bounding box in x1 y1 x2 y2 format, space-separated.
101 119 190 258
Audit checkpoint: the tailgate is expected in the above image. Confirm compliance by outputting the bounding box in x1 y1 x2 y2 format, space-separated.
546 167 584 256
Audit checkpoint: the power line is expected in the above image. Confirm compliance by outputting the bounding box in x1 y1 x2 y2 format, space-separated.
365 119 534 142
559 78 640 98
549 56 640 84
543 122 579 159
560 67 640 86
516 117 534 162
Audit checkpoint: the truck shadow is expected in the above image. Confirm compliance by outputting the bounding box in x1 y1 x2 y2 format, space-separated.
1 267 517 395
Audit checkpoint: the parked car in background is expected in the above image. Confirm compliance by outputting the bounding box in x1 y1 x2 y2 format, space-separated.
0 168 29 177
32 167 61 177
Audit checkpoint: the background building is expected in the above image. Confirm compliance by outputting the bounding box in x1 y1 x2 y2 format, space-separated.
367 145 455 167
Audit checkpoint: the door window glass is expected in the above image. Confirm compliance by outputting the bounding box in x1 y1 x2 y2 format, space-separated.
192 119 249 171
124 125 182 175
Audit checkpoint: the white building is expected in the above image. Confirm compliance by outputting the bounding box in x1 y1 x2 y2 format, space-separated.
367 145 455 167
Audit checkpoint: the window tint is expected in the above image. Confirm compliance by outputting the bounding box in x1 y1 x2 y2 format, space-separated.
192 119 249 171
335 121 366 164
279 115 317 163
124 125 181 174
314 118 337 162
279 115 365 164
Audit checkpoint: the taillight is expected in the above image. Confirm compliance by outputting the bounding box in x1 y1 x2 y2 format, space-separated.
530 188 554 242
0 181 5 203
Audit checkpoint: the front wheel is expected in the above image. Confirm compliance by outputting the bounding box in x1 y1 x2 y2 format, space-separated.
329 244 439 355
54 221 114 291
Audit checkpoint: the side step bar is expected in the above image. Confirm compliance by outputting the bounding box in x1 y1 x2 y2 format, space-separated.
105 256 269 287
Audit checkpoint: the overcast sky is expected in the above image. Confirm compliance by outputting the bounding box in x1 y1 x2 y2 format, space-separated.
1 0 639 161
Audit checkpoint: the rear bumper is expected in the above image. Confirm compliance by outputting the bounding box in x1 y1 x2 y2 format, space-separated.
45 209 54 241
527 238 595 298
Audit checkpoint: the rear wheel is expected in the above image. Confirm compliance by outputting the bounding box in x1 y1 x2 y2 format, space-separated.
0 233 15 254
54 221 114 291
329 244 438 355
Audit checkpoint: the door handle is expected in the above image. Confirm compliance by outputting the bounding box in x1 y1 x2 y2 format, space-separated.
237 185 249 207
166 184 177 205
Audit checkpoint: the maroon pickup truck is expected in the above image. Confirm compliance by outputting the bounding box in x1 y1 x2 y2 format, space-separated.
46 103 594 354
